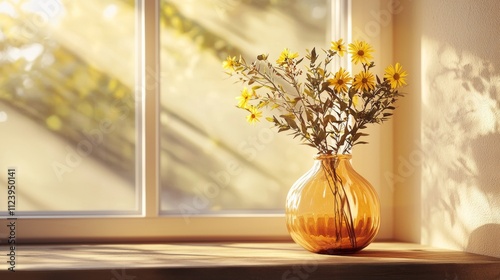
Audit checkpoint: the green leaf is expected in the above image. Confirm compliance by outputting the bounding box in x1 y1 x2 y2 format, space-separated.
321 82 330 92
305 110 314 123
278 126 290 132
300 121 308 135
322 99 333 111
323 114 336 126
339 100 347 111
310 48 318 64
338 133 347 147
281 114 298 130
257 54 269 60
313 130 326 146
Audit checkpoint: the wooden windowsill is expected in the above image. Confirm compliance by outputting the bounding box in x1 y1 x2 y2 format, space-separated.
1 242 499 279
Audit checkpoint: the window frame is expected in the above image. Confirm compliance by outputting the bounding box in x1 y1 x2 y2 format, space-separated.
7 0 351 243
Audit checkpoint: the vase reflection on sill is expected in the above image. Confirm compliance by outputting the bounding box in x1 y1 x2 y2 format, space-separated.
285 154 380 254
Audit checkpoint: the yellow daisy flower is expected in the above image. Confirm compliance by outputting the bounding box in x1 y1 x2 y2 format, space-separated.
246 105 262 124
331 39 346 57
348 40 374 65
276 48 299 65
222 56 237 71
353 71 376 92
384 63 408 89
328 67 352 93
236 87 252 108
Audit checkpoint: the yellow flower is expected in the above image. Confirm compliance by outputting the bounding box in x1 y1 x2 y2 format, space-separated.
353 71 376 92
222 56 238 71
276 48 299 65
348 40 374 65
328 67 352 93
331 39 346 57
352 94 360 107
384 62 408 89
246 105 262 124
236 87 252 108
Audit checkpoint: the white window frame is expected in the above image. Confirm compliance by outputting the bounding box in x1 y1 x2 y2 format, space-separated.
10 0 351 243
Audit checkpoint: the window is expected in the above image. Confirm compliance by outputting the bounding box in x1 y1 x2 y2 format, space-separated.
0 0 140 215
0 0 350 242
159 0 333 214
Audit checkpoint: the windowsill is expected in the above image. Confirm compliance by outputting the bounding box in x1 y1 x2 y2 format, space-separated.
2 242 499 279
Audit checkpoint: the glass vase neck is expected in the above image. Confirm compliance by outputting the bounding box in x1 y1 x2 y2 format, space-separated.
314 154 352 161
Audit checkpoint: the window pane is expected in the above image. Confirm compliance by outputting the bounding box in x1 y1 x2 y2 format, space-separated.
160 0 330 213
0 0 140 215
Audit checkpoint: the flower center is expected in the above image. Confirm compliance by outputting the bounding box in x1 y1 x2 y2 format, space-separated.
338 80 344 85
393 73 400 80
362 78 368 84
251 114 256 119
357 50 364 56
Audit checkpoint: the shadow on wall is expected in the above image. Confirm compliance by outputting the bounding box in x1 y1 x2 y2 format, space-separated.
471 134 500 198
467 135 500 257
421 38 500 257
467 224 500 257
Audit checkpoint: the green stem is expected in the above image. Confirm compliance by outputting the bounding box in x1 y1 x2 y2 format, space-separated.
248 62 318 149
321 158 357 249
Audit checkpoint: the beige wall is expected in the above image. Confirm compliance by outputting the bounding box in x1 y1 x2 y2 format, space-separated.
394 0 500 257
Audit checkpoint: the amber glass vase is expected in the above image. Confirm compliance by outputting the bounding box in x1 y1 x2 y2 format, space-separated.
285 154 380 254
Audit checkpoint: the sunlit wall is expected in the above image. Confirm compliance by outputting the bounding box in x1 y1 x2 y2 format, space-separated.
394 0 500 258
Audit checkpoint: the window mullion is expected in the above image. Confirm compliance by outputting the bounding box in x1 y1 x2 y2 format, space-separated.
332 0 352 71
142 0 160 217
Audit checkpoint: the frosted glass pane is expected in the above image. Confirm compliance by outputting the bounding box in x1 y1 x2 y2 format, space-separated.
0 0 140 215
160 0 330 213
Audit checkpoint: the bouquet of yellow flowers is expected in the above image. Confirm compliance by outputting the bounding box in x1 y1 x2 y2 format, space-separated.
223 39 407 155
224 40 408 254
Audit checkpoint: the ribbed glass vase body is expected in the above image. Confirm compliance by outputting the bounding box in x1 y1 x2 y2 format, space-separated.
285 154 380 254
